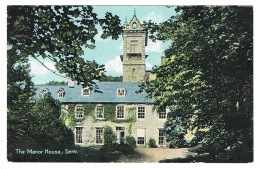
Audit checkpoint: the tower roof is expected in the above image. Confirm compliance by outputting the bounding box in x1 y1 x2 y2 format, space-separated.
123 14 144 30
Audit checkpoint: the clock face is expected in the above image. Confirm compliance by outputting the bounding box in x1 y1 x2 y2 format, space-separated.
132 22 137 29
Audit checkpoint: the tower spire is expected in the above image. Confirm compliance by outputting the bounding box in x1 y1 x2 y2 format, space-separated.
134 8 136 16
125 16 128 24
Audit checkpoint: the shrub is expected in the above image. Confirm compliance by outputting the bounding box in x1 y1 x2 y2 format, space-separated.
125 136 136 149
148 138 157 148
169 139 187 148
103 125 116 146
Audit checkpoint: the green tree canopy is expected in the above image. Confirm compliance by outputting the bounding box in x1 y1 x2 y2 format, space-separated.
7 5 122 88
142 6 253 162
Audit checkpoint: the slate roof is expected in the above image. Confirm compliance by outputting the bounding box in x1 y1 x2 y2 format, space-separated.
35 82 153 104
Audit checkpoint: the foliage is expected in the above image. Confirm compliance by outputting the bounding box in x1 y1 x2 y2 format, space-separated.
8 95 75 162
100 76 123 82
7 5 123 162
164 116 187 148
148 138 157 148
7 5 122 88
142 6 253 162
103 125 116 146
46 81 67 85
125 136 137 149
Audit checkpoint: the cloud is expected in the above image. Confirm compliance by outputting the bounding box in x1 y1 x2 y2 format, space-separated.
118 43 123 50
145 11 164 23
145 39 163 53
146 63 153 70
30 60 56 75
104 56 123 75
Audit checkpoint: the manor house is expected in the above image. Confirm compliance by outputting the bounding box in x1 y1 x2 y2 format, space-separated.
35 14 168 147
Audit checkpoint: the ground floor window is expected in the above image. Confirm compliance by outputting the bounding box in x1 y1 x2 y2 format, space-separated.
116 126 125 144
159 129 165 145
96 128 103 144
137 137 145 144
137 128 145 145
75 127 83 143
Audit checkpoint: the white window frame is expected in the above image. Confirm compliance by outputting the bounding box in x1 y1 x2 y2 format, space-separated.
75 126 83 143
137 106 145 119
75 104 84 119
41 88 49 96
159 107 167 119
96 105 104 119
158 128 165 145
116 105 125 119
137 128 145 145
117 88 126 97
95 127 103 144
82 87 90 96
57 89 65 98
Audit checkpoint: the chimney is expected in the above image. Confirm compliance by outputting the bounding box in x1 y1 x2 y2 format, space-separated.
67 77 76 88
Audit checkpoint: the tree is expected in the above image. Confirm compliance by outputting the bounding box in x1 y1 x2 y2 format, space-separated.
9 95 75 162
7 5 122 161
46 81 67 85
7 48 36 159
7 5 122 89
142 6 253 162
100 75 123 82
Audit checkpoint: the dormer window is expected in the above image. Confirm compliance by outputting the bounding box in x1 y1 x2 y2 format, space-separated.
41 88 50 96
82 87 90 96
117 88 126 97
57 88 65 98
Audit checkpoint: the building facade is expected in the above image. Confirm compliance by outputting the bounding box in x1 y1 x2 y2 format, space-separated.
35 14 169 147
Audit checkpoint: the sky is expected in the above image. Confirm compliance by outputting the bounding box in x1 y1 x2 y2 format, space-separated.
29 6 176 84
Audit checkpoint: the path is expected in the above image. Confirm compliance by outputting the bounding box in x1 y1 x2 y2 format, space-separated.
115 147 193 163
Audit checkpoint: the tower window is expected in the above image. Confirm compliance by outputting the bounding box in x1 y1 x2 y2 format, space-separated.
130 40 138 53
132 68 135 75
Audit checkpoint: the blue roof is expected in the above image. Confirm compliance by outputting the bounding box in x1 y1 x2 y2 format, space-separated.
35 82 153 104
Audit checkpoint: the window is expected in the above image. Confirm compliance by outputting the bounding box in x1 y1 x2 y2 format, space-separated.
159 107 166 119
117 88 126 97
137 128 145 145
137 106 145 119
159 129 165 145
130 40 138 53
96 105 104 119
116 106 124 119
137 137 145 144
116 127 125 144
75 105 84 118
96 128 103 144
57 88 65 98
75 127 83 143
82 87 90 96
132 68 135 75
58 91 64 98
41 88 49 96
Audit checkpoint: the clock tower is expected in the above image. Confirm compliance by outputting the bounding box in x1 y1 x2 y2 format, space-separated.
121 14 148 82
